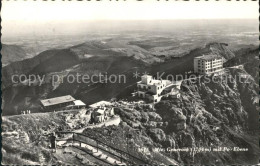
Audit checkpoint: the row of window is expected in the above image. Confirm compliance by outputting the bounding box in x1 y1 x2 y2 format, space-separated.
205 65 222 69
198 62 222 65
198 61 222 65
198 64 223 68
138 85 150 89
138 84 165 90
198 64 222 68
198 59 222 62
198 67 222 73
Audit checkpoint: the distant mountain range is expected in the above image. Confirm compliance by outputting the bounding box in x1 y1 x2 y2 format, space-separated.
1 40 258 116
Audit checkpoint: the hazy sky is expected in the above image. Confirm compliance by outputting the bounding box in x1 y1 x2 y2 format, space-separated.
2 0 258 37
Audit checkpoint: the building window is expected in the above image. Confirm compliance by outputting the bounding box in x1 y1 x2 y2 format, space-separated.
148 86 151 89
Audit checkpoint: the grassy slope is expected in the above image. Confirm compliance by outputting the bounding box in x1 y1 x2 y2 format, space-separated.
2 110 87 165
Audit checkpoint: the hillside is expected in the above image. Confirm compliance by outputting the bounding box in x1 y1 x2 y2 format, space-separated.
224 47 258 81
206 43 235 61
2 41 259 164
1 109 91 165
70 39 161 63
2 49 63 88
1 50 148 115
2 67 259 165
116 67 259 164
1 42 255 116
1 44 28 66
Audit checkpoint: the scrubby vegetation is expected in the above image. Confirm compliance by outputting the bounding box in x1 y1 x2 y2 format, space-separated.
2 41 259 164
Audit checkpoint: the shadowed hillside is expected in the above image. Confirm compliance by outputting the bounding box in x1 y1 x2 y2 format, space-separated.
1 44 28 66
1 42 257 115
224 47 258 81
2 67 259 165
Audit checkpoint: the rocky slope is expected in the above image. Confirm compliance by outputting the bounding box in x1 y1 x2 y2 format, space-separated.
1 41 259 164
224 47 258 81
207 42 235 61
110 67 259 164
2 66 258 165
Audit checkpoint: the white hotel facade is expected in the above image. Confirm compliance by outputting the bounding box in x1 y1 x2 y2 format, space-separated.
136 75 181 103
194 54 224 75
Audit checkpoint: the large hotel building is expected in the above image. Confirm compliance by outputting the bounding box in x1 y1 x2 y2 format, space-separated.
194 54 224 75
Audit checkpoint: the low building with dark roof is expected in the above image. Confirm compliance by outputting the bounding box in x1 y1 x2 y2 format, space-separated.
40 95 85 111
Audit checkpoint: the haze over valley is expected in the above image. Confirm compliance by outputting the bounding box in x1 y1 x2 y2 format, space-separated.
2 19 258 65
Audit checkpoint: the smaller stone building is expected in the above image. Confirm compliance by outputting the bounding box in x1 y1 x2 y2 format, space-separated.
91 106 114 123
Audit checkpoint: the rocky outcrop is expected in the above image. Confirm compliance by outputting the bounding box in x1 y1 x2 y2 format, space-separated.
224 47 258 81
116 66 259 164
159 67 258 164
148 128 166 143
206 43 235 61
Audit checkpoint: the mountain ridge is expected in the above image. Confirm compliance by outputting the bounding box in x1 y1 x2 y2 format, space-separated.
1 42 258 115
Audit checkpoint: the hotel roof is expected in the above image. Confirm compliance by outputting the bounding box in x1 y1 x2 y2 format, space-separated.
40 95 75 107
195 54 222 60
